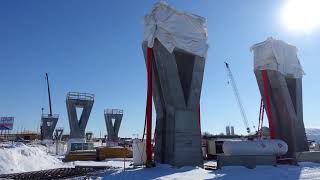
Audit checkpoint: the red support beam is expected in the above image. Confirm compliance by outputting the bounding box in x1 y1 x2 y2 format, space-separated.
261 70 275 139
260 103 264 136
257 99 263 132
146 47 153 164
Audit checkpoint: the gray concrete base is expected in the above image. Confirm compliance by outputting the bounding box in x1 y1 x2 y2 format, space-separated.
217 155 277 169
296 151 320 163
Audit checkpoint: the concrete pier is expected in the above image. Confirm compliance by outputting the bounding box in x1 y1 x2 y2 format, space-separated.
142 40 205 167
86 132 93 141
66 92 94 140
40 114 58 141
255 70 309 157
54 127 63 141
251 38 309 159
104 109 123 141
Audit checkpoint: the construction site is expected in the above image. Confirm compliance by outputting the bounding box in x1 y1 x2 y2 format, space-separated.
1 1 320 179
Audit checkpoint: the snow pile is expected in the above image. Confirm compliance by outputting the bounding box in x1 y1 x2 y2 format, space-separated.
0 142 69 174
98 162 320 180
74 159 131 168
306 128 320 143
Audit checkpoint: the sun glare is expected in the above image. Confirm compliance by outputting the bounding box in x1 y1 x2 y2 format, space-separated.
282 0 320 32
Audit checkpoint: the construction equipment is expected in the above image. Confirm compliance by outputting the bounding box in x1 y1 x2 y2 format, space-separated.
45 73 53 116
224 62 251 134
40 73 59 141
96 147 132 160
257 99 265 136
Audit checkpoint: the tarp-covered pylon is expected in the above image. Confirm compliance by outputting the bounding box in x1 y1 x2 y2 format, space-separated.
142 2 208 167
251 37 309 159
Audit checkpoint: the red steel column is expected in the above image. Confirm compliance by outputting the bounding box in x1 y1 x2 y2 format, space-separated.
146 47 153 164
257 99 263 132
261 70 275 139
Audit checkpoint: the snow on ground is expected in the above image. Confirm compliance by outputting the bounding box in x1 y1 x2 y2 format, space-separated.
74 158 132 168
0 142 71 174
94 162 320 180
1 141 320 179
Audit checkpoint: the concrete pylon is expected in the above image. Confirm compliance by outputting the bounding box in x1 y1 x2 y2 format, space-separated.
251 38 309 159
142 39 205 167
54 127 63 141
86 132 93 141
255 70 309 157
104 109 123 141
40 114 58 141
66 92 94 140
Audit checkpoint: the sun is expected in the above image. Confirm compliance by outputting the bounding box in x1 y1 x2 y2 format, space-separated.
282 0 320 32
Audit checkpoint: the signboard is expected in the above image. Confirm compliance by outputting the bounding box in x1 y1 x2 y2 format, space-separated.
0 117 14 130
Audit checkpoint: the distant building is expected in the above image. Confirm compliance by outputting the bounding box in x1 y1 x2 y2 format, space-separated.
226 126 231 136
231 126 235 135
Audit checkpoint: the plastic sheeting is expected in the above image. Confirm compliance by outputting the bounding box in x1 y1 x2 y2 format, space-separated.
143 2 208 58
250 37 304 78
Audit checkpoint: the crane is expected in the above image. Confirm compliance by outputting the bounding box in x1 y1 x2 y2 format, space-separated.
224 62 251 134
45 73 53 116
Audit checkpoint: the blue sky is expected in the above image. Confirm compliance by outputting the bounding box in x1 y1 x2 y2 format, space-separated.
0 0 320 137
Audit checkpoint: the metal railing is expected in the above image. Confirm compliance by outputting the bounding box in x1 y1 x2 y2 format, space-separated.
41 114 59 118
104 109 123 115
66 92 94 101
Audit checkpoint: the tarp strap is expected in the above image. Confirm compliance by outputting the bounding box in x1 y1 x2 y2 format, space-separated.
261 70 275 139
146 47 153 164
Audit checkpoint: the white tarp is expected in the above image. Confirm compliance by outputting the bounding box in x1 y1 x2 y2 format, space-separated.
143 2 208 58
250 37 304 78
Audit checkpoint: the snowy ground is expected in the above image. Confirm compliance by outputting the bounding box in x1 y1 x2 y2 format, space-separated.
92 162 320 180
73 159 132 168
1 142 320 179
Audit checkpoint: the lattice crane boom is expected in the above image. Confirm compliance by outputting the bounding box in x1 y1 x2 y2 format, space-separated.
224 62 250 134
